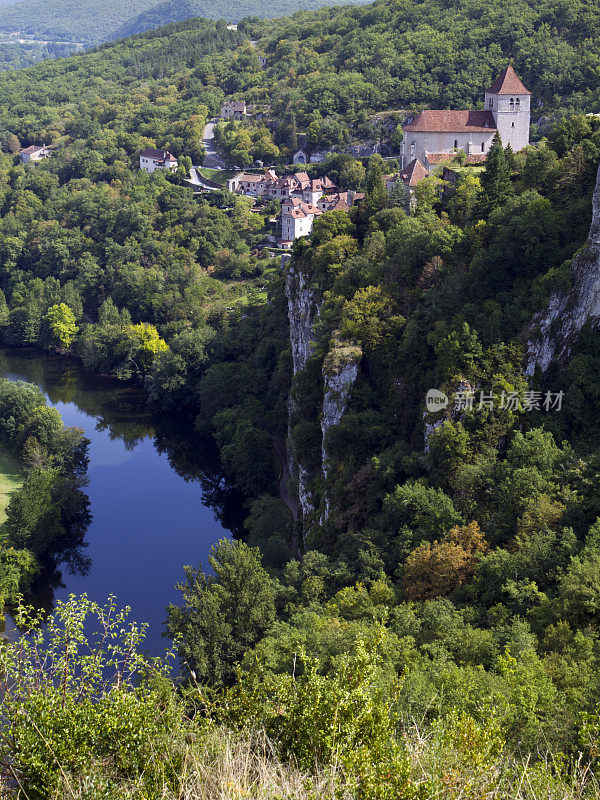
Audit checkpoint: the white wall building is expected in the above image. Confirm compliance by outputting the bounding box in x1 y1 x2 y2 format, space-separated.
401 66 531 167
281 198 321 244
20 145 49 163
139 148 178 174
221 100 247 120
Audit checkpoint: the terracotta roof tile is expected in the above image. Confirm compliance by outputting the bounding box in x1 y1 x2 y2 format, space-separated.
404 109 496 133
399 158 430 186
486 66 530 96
140 148 177 161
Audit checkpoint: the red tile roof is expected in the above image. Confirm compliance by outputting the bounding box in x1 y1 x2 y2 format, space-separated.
404 109 497 133
20 145 46 155
486 66 531 96
140 148 177 161
399 158 430 186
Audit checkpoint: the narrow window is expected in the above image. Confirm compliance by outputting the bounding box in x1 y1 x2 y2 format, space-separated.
488 98 493 108
454 139 458 149
509 98 514 110
512 122 515 128
515 98 521 110
481 142 485 152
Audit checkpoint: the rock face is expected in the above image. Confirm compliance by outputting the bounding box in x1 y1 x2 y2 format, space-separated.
285 259 320 518
321 339 362 481
285 264 362 526
422 380 474 452
286 260 319 377
526 163 600 375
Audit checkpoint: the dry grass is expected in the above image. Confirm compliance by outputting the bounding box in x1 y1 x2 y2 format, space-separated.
38 724 598 800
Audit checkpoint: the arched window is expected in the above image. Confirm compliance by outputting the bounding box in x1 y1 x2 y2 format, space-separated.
515 97 521 110
512 122 515 128
454 139 458 149
509 97 514 110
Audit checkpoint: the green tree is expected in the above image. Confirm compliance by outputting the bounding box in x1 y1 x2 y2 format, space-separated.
364 154 387 215
166 539 277 685
480 133 512 215
42 303 78 350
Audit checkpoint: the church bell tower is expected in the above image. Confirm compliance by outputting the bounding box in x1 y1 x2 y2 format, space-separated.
484 65 531 152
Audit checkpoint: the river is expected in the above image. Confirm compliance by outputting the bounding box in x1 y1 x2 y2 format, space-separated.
0 348 241 656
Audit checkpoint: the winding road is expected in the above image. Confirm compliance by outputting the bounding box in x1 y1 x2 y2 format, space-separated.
202 118 226 169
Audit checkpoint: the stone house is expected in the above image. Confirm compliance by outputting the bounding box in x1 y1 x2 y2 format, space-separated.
401 66 530 167
20 144 49 163
139 148 178 174
281 197 322 244
221 100 247 120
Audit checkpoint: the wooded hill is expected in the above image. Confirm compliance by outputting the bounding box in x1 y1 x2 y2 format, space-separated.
0 0 372 45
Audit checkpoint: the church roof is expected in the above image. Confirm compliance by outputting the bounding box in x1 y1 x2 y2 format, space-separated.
399 158 429 186
486 65 531 95
404 109 497 133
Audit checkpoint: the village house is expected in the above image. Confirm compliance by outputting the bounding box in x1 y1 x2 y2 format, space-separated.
221 100 247 120
19 144 49 163
401 66 530 167
383 158 431 209
139 148 178 174
280 197 322 246
227 169 338 204
227 169 278 197
317 190 364 213
279 187 364 247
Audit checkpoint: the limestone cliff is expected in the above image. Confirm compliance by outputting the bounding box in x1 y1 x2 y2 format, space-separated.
321 338 362 500
285 259 319 518
285 264 361 526
526 163 600 375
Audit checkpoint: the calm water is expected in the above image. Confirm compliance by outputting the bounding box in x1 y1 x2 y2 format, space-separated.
0 349 238 656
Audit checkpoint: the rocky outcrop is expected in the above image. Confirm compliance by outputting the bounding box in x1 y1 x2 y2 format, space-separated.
286 260 319 376
320 339 361 522
285 259 320 518
321 338 362 481
423 380 474 452
286 264 363 525
526 163 600 375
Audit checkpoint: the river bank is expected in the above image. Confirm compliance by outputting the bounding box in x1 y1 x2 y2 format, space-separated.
0 348 241 655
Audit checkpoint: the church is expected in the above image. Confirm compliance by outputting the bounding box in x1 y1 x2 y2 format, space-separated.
400 66 531 169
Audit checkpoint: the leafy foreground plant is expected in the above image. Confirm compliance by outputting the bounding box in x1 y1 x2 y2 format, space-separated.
0 595 185 798
0 595 598 799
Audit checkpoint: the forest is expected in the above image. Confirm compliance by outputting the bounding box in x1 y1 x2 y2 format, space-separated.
0 0 600 796
0 0 373 47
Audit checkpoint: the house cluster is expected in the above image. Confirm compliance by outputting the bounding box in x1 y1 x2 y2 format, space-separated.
19 144 50 164
400 66 531 170
227 168 364 247
139 148 178 174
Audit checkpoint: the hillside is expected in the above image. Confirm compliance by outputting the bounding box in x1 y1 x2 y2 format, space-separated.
0 0 372 46
2 1 600 796
112 0 374 40
0 0 159 43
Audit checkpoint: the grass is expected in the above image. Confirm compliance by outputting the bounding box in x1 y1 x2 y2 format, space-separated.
197 167 239 186
42 724 598 800
0 445 22 528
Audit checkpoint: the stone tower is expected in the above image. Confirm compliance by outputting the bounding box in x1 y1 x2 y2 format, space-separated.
484 65 531 152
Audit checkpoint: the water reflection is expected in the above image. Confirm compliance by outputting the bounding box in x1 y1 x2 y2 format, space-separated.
0 348 243 654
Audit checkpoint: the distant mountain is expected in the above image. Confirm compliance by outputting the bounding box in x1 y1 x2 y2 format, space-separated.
113 0 373 39
0 0 168 43
0 0 374 47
